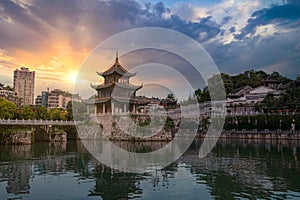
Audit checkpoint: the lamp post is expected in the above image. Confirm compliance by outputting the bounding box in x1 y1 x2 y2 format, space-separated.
279 119 282 129
291 119 295 133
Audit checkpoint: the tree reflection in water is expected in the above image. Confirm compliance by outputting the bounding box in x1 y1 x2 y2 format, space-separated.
0 139 299 200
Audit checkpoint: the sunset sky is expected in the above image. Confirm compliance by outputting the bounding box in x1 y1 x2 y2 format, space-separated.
0 0 300 99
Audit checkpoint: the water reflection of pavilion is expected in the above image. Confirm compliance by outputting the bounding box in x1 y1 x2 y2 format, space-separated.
0 140 299 199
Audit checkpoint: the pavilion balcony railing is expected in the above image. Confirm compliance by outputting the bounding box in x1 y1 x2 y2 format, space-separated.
95 95 133 99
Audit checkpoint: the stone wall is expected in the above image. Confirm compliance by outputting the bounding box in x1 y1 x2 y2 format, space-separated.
0 125 67 144
87 115 175 141
0 131 32 145
197 131 300 140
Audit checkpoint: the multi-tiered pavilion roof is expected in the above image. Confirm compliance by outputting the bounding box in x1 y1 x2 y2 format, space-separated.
90 53 149 114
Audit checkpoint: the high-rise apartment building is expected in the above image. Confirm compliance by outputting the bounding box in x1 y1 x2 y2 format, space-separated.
13 67 35 106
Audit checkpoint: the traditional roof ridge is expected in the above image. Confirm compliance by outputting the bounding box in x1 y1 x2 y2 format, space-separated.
97 52 136 77
232 85 252 93
248 85 278 94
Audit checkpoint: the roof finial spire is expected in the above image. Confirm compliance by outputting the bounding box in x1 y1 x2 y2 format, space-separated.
116 51 118 63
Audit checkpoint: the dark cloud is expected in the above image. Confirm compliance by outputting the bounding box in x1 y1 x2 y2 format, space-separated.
153 2 170 16
235 2 300 39
0 0 299 81
119 49 206 89
138 15 222 42
205 30 300 78
0 0 223 53
221 16 232 25
0 0 47 34
0 0 50 51
229 26 236 33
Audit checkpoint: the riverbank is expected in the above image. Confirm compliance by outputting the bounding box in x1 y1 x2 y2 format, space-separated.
197 130 300 140
0 125 77 144
1 124 300 145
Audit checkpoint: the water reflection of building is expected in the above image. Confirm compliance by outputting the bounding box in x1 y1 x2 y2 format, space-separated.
0 140 299 199
184 139 300 199
5 163 31 195
112 141 168 152
90 165 143 199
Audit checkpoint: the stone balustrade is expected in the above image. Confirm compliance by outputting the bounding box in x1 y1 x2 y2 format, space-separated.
0 119 75 125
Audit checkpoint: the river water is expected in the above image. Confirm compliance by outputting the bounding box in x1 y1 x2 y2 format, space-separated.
0 139 299 200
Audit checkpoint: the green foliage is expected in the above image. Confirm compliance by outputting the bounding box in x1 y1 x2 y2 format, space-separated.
207 70 292 96
261 87 300 111
66 101 73 120
165 117 175 128
48 108 66 120
231 70 264 89
36 106 49 120
22 106 35 120
194 88 211 102
221 73 234 94
270 71 291 84
167 93 175 100
0 98 16 119
261 93 277 111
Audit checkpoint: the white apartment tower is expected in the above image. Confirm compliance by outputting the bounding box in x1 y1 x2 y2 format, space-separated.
13 67 35 106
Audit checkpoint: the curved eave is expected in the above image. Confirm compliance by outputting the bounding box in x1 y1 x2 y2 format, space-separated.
91 82 142 91
91 82 113 90
90 83 97 89
115 83 143 90
94 98 111 104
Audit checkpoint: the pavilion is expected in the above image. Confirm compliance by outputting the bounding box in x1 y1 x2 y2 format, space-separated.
90 53 150 115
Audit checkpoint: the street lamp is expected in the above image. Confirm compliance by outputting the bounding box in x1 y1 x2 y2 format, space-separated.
291 119 296 133
279 119 282 129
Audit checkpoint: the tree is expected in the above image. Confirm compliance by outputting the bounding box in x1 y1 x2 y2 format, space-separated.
221 73 233 94
36 106 49 120
48 108 66 120
66 101 73 120
261 93 276 112
71 101 88 121
0 98 16 119
167 93 175 101
22 106 35 119
194 88 211 103
270 71 291 84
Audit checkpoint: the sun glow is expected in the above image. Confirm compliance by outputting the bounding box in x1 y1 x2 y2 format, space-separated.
68 71 78 83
